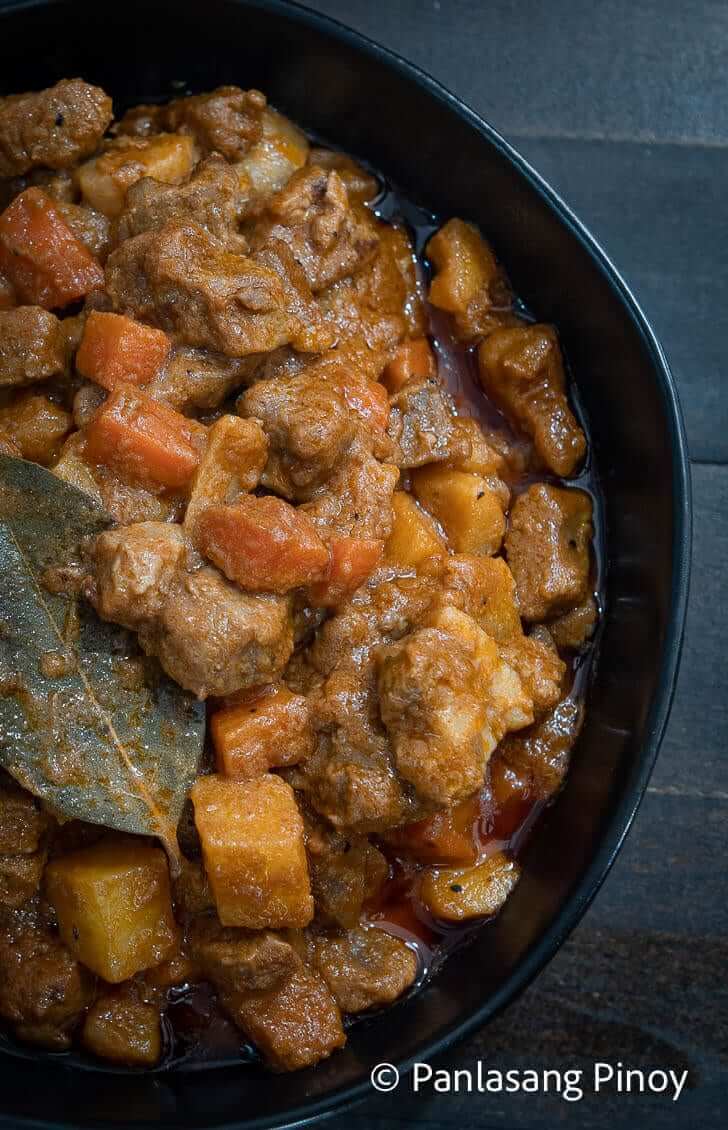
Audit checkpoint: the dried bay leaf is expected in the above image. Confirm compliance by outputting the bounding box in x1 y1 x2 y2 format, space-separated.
0 455 204 871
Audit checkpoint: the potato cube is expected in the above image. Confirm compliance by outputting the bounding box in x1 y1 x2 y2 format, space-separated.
211 685 313 779
191 774 313 929
82 987 162 1067
385 491 446 570
77 133 197 217
412 465 505 555
45 839 177 982
184 414 268 534
420 851 520 922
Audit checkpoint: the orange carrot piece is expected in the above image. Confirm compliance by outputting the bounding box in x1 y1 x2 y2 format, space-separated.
84 383 206 490
340 379 390 432
196 496 329 593
309 535 383 606
76 311 171 390
384 794 480 865
212 684 313 779
382 337 437 393
0 188 104 309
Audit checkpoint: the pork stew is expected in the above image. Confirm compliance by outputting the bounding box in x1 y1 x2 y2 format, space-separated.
0 79 599 1072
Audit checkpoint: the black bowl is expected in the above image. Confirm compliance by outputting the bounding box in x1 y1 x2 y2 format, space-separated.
0 0 691 1126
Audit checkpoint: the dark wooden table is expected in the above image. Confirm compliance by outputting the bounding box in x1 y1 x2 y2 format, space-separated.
302 2 727 1127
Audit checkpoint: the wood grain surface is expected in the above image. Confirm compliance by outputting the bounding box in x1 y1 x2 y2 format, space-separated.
302 3 727 1127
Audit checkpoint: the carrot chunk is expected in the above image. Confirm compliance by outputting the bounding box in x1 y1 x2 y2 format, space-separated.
340 379 390 432
382 338 437 393
84 384 206 490
76 311 171 391
0 188 104 309
383 794 480 865
212 684 314 779
309 535 383 606
196 495 329 593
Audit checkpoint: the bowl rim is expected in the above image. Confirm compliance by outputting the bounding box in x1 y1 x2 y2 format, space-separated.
0 0 692 1127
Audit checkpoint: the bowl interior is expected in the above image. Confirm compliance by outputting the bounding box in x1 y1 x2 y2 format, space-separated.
0 1 690 1127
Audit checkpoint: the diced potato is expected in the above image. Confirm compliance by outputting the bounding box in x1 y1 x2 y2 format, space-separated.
412 465 505 555
82 987 162 1066
184 414 268 534
426 218 512 341
77 133 197 217
420 851 521 922
384 491 446 570
191 774 313 929
0 392 71 465
382 337 437 393
211 684 313 779
45 839 177 982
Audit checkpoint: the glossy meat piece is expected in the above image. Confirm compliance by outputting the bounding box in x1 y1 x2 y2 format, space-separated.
105 221 309 356
252 167 378 292
387 377 468 468
307 926 417 1013
0 906 93 1048
82 984 162 1067
0 391 71 464
493 697 584 802
223 955 345 1071
301 438 399 542
505 483 593 621
141 568 294 699
239 372 356 500
89 521 187 630
377 606 533 806
0 305 66 387
188 919 299 994
304 811 388 928
89 523 294 698
291 654 421 832
0 79 112 176
0 782 47 856
160 86 266 160
478 325 586 476
547 595 598 649
55 201 112 261
0 852 47 910
115 155 246 248
146 347 250 413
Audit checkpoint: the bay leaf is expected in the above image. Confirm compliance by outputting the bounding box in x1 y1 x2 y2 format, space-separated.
0 455 204 871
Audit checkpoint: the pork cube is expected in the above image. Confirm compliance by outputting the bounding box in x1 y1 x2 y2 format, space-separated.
505 483 593 621
478 325 586 476
308 926 417 1013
